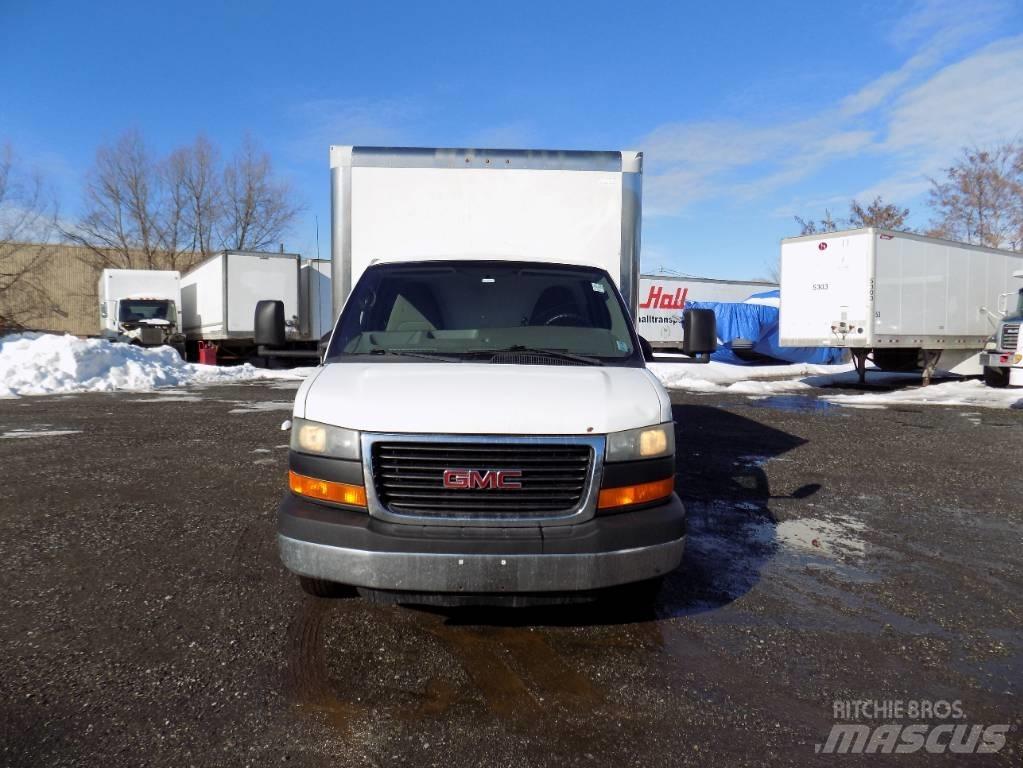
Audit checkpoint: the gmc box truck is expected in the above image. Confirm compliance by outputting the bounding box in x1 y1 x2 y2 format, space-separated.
779 229 1023 384
268 145 715 606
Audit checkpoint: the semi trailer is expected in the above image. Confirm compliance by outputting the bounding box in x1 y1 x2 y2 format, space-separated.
269 145 717 606
636 274 776 350
98 269 185 356
779 229 1023 384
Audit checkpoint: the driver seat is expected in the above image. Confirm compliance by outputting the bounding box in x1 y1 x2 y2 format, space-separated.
529 286 581 326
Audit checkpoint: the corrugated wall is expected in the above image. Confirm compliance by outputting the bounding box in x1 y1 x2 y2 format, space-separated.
1 244 120 336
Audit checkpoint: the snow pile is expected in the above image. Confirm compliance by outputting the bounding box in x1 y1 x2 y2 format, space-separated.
648 359 855 394
823 380 1022 410
0 333 313 398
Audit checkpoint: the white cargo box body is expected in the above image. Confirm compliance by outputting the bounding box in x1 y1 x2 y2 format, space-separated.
636 275 776 347
99 269 182 334
181 251 301 339
780 229 1023 350
329 146 642 318
299 258 333 340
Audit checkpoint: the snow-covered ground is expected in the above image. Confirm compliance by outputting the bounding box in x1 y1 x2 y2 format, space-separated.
0 333 313 398
2 333 1020 410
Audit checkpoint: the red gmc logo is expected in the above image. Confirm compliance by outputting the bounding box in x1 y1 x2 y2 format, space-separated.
443 469 523 490
639 285 688 310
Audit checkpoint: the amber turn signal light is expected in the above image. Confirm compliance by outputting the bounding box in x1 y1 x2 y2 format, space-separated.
289 470 367 507
597 476 674 510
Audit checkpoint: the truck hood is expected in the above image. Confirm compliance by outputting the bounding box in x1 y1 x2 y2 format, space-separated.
297 363 671 435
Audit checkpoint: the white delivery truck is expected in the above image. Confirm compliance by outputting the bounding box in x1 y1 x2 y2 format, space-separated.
266 145 717 606
979 269 1023 387
98 269 185 356
779 229 1023 384
636 274 777 350
180 250 320 361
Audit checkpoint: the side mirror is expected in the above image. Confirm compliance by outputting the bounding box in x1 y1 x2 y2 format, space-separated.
682 309 717 357
317 332 331 364
638 336 655 362
254 300 286 347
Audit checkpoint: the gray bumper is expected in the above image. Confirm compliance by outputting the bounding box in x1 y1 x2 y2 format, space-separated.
279 533 684 592
980 352 1020 368
277 492 686 593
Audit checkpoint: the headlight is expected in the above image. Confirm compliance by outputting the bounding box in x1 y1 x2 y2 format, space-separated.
290 417 360 460
605 423 674 462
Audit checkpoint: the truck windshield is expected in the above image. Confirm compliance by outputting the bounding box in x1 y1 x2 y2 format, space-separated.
325 261 641 365
119 300 176 323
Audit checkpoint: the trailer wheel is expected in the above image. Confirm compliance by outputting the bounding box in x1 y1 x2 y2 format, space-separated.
983 366 1010 388
298 576 352 598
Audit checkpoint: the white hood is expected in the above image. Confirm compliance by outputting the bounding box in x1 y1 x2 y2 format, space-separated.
297 363 671 435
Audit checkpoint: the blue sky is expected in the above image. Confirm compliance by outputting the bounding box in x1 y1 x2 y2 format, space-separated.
2 0 1021 280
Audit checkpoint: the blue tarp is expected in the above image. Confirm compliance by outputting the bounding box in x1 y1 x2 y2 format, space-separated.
686 291 846 365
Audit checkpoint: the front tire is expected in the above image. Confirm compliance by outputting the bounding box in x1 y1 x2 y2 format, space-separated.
983 366 1010 388
298 576 352 598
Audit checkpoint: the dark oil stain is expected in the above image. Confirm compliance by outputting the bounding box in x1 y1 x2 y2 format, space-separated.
492 627 603 707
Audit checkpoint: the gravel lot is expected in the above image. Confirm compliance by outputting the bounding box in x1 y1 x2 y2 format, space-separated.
1 381 1020 766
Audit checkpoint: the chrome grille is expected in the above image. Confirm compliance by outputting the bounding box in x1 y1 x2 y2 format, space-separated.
1001 322 1020 352
370 440 592 520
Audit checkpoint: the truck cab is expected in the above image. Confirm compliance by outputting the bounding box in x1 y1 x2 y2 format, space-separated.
981 272 1023 387
274 256 714 604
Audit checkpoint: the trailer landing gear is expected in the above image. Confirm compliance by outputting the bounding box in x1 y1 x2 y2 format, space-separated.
920 349 942 387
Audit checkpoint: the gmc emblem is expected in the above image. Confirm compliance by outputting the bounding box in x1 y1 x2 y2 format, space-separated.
443 469 523 490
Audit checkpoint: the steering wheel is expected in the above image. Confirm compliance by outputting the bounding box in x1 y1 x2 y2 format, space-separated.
543 312 587 327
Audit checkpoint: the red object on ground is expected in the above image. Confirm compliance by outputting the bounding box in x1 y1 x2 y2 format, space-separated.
198 341 218 365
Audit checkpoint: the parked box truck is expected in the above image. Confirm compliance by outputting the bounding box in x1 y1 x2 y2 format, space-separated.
98 269 185 356
636 274 776 350
779 229 1023 383
180 250 309 359
268 145 717 607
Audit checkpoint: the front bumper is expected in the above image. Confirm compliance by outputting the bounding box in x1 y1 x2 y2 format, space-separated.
980 352 1022 369
277 492 686 593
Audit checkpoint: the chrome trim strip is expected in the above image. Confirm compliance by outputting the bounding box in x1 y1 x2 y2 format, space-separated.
279 534 684 592
360 432 606 528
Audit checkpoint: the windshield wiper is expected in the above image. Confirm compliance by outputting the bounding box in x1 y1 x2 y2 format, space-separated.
462 346 604 366
365 349 462 363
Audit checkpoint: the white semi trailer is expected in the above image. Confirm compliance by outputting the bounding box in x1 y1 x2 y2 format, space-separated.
779 228 1023 383
636 274 776 350
98 269 185 356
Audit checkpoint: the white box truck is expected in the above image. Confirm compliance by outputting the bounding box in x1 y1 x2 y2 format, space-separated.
779 229 1023 383
637 274 776 350
267 145 718 607
98 269 185 356
180 250 308 359
299 258 333 341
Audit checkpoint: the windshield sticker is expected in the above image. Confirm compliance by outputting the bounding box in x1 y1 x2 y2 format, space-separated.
616 339 628 352
591 282 605 293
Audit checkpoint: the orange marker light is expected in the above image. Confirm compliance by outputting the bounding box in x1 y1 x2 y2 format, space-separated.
598 477 674 510
289 471 367 508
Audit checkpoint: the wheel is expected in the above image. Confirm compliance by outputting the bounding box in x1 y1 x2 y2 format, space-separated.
298 576 350 598
983 366 1010 388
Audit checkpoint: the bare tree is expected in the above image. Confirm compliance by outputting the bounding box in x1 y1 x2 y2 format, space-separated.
0 144 57 331
65 130 175 268
848 196 910 230
166 135 219 265
218 136 300 252
927 143 1022 248
794 209 841 236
